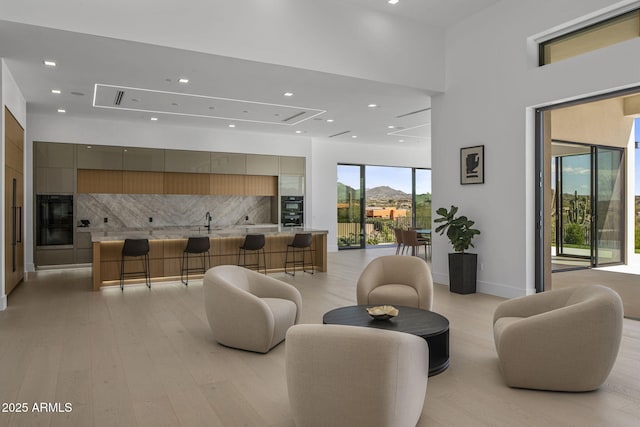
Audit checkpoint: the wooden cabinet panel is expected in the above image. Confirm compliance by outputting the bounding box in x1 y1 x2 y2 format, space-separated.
77 169 123 193
123 147 165 171
164 172 210 195
246 154 279 175
35 142 75 168
4 107 24 295
245 175 277 196
77 145 124 170
279 156 305 174
211 153 246 174
210 174 245 195
123 171 164 194
164 150 211 173
36 167 75 193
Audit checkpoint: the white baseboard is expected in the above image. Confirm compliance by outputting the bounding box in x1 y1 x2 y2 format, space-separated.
0 294 6 311
432 271 534 299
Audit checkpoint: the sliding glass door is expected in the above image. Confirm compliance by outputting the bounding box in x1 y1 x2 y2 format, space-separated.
337 164 364 249
595 147 624 265
551 141 625 269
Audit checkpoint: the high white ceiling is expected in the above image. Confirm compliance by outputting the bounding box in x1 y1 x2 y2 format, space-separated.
0 1 499 146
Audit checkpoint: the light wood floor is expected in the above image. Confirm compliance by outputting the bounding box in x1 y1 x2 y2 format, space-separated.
1 247 639 426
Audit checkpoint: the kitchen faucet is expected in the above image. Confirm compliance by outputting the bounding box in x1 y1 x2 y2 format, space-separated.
205 211 212 232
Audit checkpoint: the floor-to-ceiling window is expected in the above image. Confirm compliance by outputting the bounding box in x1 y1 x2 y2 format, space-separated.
337 164 431 249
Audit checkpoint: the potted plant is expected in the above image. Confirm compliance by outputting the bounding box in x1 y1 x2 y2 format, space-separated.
434 205 481 294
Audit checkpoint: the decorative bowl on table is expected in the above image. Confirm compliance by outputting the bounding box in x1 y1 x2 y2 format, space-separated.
366 305 399 320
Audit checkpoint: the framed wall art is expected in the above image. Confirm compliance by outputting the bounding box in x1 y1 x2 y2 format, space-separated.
460 145 484 185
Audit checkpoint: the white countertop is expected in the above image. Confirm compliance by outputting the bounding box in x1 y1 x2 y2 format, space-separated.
87 224 327 242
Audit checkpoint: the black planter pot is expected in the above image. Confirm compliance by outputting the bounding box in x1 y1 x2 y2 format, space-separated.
448 253 477 294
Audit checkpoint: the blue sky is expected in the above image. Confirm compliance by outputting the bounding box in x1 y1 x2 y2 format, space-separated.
337 165 432 194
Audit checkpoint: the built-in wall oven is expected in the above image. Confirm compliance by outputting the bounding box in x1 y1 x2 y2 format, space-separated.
281 196 303 227
36 195 74 246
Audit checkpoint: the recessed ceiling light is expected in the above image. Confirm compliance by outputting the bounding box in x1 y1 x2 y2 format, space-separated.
57 109 66 113
228 124 236 128
388 0 399 5
51 89 61 94
87 146 92 149
295 130 302 134
43 60 56 67
326 119 334 123
368 104 378 108
352 135 358 138
178 78 189 84
399 139 405 143
284 92 294 97
387 125 395 129
150 117 158 121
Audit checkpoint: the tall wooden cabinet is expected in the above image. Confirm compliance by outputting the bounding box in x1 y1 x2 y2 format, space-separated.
4 107 24 295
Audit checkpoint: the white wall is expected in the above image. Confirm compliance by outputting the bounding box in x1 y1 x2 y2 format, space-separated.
311 138 430 252
431 0 640 298
1 59 27 310
0 0 445 92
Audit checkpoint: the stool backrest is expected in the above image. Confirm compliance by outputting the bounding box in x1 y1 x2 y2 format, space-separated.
242 234 266 250
122 238 150 257
291 233 312 248
185 236 210 253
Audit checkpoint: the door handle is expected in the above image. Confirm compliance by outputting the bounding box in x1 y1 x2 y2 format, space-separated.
17 206 22 243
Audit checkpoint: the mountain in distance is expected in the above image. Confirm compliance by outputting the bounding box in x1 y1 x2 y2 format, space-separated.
366 185 410 200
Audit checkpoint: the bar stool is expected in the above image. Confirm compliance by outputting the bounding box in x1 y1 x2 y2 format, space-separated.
238 234 267 274
120 238 150 290
285 233 314 276
181 236 211 285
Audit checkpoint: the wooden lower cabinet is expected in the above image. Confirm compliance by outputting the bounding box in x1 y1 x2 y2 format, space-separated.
92 233 327 290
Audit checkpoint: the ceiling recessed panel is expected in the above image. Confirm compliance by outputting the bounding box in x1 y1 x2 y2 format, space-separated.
388 123 430 139
93 84 326 125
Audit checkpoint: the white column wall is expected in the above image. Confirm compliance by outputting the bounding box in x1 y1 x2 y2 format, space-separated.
1 59 27 310
0 0 445 91
432 0 640 298
311 138 430 252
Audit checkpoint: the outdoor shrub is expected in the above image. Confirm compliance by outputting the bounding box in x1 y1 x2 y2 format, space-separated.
564 223 584 245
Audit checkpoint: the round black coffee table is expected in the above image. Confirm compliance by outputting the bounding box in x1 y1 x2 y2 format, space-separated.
323 305 449 376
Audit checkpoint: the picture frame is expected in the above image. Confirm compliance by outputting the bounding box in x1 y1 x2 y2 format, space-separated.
460 145 484 185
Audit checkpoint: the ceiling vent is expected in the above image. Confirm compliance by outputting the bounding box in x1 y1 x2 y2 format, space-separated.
395 107 431 118
113 90 125 106
329 130 351 138
282 111 307 122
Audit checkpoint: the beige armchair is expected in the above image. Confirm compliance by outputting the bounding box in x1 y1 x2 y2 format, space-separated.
203 265 302 353
356 255 433 310
286 324 429 427
493 285 623 391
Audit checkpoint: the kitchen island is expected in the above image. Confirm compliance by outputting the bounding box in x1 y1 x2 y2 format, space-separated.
90 225 327 290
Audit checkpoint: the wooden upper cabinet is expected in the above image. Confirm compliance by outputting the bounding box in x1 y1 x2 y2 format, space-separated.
164 150 211 173
246 154 279 175
279 156 305 175
245 175 278 196
210 174 245 195
123 171 164 194
164 172 210 194
123 147 165 171
211 152 246 174
36 167 75 193
77 169 123 193
77 145 124 170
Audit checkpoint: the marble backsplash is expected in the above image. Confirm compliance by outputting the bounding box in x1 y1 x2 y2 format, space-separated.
77 194 275 229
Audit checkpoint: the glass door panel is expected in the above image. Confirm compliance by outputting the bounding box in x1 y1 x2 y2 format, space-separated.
595 147 625 265
337 164 364 249
414 169 432 230
558 153 592 259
